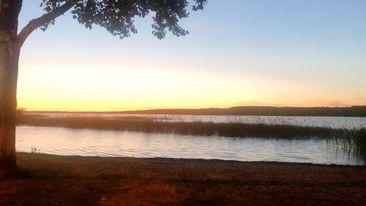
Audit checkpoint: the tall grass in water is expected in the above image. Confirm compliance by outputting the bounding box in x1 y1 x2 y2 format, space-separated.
328 129 366 163
17 115 345 138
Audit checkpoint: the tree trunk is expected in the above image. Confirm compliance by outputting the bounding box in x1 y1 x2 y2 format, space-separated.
0 0 22 173
0 40 19 171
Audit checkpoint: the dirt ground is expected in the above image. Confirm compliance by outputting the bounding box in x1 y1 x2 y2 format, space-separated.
0 153 365 206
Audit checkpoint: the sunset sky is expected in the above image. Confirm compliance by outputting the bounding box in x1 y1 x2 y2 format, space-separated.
18 0 366 111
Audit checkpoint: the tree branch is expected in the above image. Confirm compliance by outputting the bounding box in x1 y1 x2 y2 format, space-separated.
17 1 76 48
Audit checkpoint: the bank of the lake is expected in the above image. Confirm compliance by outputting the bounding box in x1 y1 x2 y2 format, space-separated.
1 153 365 205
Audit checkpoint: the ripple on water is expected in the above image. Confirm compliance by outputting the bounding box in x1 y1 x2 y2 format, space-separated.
16 126 365 165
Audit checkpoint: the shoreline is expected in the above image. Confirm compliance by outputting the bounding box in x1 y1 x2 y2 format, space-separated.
14 152 366 167
1 153 366 205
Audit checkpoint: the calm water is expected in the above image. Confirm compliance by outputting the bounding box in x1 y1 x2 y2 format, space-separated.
28 112 366 129
16 126 365 166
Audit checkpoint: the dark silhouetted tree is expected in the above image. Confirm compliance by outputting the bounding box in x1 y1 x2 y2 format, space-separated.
0 0 206 171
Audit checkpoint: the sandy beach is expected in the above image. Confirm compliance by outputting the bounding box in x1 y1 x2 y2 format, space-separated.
0 153 365 205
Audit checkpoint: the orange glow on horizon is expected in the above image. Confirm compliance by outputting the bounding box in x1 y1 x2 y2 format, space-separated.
17 63 364 112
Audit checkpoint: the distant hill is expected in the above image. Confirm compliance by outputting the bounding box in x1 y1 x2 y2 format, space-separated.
117 106 366 117
27 106 366 117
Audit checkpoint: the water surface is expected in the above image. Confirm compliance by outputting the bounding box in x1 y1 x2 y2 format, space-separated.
16 126 364 166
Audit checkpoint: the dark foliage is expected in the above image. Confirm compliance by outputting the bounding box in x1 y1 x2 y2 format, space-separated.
40 0 207 39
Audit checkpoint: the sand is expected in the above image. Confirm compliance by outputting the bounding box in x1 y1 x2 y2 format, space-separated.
0 153 365 205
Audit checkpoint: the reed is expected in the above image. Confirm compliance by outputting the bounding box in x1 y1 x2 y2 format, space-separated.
16 115 358 138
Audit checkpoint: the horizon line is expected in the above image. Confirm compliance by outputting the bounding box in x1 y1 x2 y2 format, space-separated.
20 105 366 113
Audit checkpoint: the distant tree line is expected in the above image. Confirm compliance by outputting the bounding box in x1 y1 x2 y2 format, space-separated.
115 106 366 117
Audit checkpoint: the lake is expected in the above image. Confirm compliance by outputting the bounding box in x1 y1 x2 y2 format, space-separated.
16 124 365 166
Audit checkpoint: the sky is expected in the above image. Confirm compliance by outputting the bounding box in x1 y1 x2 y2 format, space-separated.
17 0 366 111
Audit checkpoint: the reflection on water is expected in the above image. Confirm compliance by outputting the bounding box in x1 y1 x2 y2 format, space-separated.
28 113 366 129
16 126 364 166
